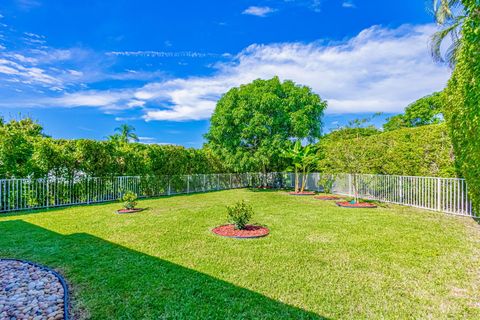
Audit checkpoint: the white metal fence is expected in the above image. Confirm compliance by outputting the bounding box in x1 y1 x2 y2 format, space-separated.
0 172 475 217
0 173 288 213
288 173 474 217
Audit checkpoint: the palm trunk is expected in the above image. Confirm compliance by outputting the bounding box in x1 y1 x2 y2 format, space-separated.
294 168 299 193
300 167 307 193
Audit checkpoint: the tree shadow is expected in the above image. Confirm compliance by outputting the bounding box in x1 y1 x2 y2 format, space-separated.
0 220 327 319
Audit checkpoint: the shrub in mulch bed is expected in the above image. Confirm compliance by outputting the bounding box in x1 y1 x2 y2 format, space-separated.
336 201 377 208
116 208 145 214
117 191 144 214
212 224 269 239
288 191 316 196
314 195 342 200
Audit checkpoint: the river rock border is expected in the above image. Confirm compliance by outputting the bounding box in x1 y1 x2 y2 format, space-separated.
0 259 69 320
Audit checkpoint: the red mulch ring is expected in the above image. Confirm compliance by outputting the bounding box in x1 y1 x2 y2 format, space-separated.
212 224 269 239
336 201 377 208
314 195 341 200
116 208 145 214
288 191 316 196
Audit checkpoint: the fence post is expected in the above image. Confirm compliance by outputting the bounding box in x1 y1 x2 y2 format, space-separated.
348 174 352 197
399 176 403 203
217 174 220 190
230 173 233 189
437 178 441 211
317 173 320 192
168 178 171 196
46 179 50 208
187 175 190 194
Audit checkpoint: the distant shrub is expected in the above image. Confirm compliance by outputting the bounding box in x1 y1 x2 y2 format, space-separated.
226 200 253 230
319 174 336 194
122 191 138 210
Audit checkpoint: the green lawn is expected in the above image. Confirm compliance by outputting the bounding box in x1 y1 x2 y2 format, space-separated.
1 189 480 319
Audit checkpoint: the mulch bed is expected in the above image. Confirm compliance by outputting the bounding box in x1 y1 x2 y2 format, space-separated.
116 208 145 214
314 195 341 200
212 224 269 239
336 201 377 208
256 186 273 189
288 191 316 196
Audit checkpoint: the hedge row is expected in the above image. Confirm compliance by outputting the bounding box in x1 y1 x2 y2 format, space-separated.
0 137 225 179
443 0 480 212
318 124 455 177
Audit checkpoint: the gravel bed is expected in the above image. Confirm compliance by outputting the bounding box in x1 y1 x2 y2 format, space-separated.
0 259 68 320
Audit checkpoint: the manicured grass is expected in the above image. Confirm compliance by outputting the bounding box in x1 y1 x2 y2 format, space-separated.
1 189 480 319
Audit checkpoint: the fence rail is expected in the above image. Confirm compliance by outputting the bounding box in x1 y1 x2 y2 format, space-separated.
0 173 288 213
0 172 475 217
287 173 474 217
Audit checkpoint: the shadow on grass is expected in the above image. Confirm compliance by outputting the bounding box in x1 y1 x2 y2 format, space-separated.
0 220 327 319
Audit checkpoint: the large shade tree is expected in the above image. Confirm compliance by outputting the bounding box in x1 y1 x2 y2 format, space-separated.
0 118 45 178
205 77 327 173
383 92 444 131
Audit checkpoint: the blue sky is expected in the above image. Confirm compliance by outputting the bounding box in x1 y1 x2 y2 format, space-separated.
0 0 450 147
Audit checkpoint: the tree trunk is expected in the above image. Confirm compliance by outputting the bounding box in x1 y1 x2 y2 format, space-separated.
294 168 299 193
300 167 307 193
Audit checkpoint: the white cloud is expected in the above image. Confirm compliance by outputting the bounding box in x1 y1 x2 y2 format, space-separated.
16 0 41 10
242 6 276 17
0 23 450 123
140 24 450 120
107 50 227 58
342 1 356 8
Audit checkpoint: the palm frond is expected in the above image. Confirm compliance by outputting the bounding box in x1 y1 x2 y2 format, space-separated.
433 0 462 24
430 15 464 65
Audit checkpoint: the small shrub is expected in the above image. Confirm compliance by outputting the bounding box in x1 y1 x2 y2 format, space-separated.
122 191 138 210
319 174 336 194
226 200 254 230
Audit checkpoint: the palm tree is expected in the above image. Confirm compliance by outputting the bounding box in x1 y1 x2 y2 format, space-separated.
114 124 139 143
284 140 317 193
430 0 465 67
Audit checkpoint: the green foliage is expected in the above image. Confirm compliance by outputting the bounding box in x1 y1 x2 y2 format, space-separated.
383 93 444 131
0 118 45 178
110 124 139 143
206 76 327 173
318 173 336 194
226 200 254 230
0 117 225 179
442 0 480 211
122 191 138 210
318 124 455 177
283 140 317 192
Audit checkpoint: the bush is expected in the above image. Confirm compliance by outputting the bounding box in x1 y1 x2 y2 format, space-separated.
122 191 138 210
318 124 455 177
226 200 254 230
319 174 336 194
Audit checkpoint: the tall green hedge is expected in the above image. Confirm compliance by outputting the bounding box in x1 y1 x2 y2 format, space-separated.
443 1 480 211
318 124 455 177
1 137 225 179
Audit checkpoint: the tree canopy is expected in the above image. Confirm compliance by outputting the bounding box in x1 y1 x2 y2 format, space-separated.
205 77 327 173
383 92 444 131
